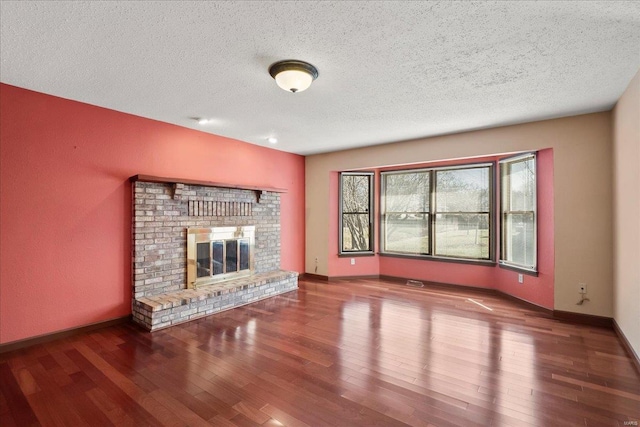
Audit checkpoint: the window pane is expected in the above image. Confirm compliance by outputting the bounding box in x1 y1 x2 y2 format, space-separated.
434 214 490 259
501 154 536 270
380 164 494 262
342 175 370 213
504 213 535 267
436 168 490 212
342 213 371 251
505 158 536 211
385 172 429 212
385 213 429 254
340 172 373 254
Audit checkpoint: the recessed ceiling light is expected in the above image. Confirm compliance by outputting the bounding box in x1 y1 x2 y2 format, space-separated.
267 137 278 144
197 118 210 125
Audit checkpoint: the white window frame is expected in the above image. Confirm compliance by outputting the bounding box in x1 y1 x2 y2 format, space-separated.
499 153 537 273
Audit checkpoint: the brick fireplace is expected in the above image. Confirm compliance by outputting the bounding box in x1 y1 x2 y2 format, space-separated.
130 175 298 331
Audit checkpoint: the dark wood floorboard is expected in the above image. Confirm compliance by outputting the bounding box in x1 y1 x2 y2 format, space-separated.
1 277 639 426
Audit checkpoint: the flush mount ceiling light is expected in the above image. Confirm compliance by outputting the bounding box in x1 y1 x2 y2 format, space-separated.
268 60 318 93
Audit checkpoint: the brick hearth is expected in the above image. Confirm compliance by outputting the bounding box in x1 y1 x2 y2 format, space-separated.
130 176 298 331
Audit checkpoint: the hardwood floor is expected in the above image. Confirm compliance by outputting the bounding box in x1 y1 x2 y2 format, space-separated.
2 277 639 426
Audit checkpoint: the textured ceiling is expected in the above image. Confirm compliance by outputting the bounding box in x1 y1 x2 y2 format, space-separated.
1 1 639 155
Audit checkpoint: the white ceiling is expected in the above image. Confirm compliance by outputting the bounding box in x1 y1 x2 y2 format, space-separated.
1 1 639 155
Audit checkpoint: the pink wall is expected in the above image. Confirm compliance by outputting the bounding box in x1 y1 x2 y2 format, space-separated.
328 151 555 309
0 84 305 344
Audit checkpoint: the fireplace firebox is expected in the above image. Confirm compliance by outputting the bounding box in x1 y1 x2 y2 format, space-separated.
187 226 255 288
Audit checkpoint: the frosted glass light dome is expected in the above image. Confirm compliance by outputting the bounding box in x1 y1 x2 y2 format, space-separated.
269 60 318 93
274 69 314 93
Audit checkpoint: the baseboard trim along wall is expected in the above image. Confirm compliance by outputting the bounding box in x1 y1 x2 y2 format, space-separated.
329 274 380 281
0 316 130 354
613 319 640 375
300 273 329 281
552 310 613 328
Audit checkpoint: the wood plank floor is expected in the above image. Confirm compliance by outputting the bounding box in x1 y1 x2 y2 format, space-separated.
1 277 639 426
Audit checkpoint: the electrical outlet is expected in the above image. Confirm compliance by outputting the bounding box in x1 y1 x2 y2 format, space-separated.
350 258 356 265
518 274 523 284
579 283 587 294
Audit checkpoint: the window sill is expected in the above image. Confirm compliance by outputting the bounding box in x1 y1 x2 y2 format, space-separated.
379 252 496 267
499 262 538 276
338 252 376 258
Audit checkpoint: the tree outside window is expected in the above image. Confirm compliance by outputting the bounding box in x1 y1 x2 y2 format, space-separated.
340 172 374 254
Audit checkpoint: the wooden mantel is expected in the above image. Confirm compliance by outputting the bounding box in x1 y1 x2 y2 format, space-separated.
130 174 287 202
